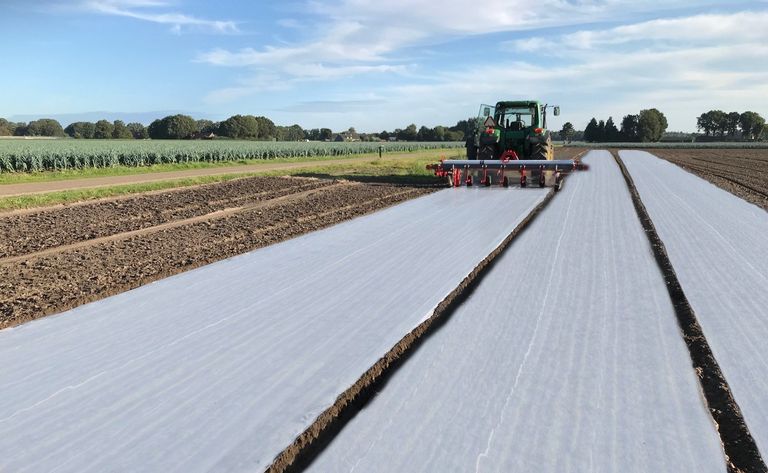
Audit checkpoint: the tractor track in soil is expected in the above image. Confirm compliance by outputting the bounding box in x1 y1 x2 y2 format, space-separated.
647 149 768 211
613 151 767 473
265 187 559 473
0 178 435 329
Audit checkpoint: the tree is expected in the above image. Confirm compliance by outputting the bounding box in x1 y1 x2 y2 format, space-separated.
196 119 216 134
25 118 65 137
254 116 277 140
620 114 640 141
0 118 15 136
638 108 668 142
379 130 390 140
217 115 259 139
559 122 575 142
319 128 333 141
726 112 741 137
65 121 96 139
13 122 28 136
112 120 133 139
604 117 619 142
739 111 765 140
583 118 599 142
597 120 606 142
417 126 434 141
697 111 715 136
450 117 477 137
398 124 418 141
433 125 446 141
165 114 197 139
147 114 196 139
444 130 463 141
284 124 305 141
127 122 148 139
708 110 728 136
94 119 114 139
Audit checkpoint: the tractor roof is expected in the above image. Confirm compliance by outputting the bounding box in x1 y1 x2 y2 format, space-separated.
496 100 541 107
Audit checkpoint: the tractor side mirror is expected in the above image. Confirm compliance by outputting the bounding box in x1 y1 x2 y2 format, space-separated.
483 107 491 117
554 106 560 116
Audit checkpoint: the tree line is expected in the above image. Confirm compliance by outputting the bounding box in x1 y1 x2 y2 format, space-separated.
560 108 669 143
696 110 764 140
557 109 766 143
0 114 468 142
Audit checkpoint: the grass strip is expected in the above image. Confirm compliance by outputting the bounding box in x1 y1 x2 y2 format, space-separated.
0 155 451 212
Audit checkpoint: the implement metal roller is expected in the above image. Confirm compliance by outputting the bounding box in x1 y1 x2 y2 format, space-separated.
427 159 589 191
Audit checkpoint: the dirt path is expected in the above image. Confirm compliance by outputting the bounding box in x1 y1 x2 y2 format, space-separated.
0 153 426 197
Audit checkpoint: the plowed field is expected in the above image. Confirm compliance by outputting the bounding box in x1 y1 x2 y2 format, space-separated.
0 176 434 328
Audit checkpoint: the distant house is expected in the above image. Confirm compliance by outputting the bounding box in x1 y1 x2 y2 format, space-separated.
333 131 360 142
192 131 216 140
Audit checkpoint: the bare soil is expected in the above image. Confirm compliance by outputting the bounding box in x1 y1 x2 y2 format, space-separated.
647 149 768 211
0 177 434 329
0 176 331 259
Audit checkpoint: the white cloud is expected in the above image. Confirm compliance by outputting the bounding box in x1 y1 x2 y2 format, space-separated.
83 0 238 34
508 11 768 52
308 0 711 35
196 0 726 99
376 11 768 131
195 3 768 131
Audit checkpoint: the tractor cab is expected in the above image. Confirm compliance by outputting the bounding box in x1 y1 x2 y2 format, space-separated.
428 99 585 190
470 100 559 161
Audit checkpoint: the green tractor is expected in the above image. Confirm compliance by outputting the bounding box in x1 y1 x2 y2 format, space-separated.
466 100 559 162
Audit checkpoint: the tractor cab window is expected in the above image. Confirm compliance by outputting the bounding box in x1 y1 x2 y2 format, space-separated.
497 106 536 131
476 104 497 127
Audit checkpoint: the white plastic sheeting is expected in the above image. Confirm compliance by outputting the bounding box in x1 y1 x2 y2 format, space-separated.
622 150 768 455
0 186 547 472
307 151 725 472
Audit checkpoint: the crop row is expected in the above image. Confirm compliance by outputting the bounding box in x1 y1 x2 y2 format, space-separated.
0 140 463 173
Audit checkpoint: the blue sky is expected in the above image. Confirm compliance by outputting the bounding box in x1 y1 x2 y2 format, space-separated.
1 0 767 132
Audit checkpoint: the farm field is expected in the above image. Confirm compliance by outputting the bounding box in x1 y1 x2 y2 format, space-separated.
0 148 766 472
0 139 464 173
0 186 548 471
8 2 768 471
0 146 582 198
622 151 768 455
305 151 725 472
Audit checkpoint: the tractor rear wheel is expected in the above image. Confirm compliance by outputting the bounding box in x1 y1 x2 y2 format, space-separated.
532 135 554 161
